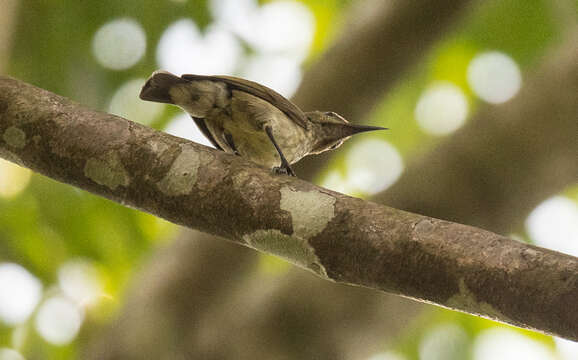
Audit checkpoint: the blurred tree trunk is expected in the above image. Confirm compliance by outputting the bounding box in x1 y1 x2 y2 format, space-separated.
377 29 578 233
88 231 259 360
0 0 19 73
293 0 477 177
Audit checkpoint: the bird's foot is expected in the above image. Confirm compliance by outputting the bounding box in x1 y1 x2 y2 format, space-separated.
272 165 296 177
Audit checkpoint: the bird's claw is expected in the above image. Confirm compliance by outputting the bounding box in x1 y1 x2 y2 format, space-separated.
272 166 296 177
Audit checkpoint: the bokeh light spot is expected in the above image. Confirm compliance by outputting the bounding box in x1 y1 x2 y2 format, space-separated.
419 323 469 360
157 20 241 75
0 160 31 198
345 139 403 195
165 113 215 148
92 18 146 70
320 170 349 194
0 263 42 326
555 337 578 360
58 259 103 307
35 296 84 345
367 351 407 360
467 51 522 104
241 54 302 98
251 1 315 59
210 0 257 39
109 78 163 125
211 0 314 60
525 196 578 256
473 328 554 360
0 348 25 360
415 82 468 136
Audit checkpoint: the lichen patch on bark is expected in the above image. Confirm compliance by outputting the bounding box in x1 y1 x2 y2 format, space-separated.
157 144 200 196
414 219 434 234
279 186 336 239
447 278 507 322
84 150 130 190
147 138 171 155
243 229 328 277
3 126 27 149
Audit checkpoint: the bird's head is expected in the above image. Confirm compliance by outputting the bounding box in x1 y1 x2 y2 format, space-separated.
306 111 387 154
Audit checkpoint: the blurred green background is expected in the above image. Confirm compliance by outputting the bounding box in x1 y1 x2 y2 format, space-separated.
0 0 577 359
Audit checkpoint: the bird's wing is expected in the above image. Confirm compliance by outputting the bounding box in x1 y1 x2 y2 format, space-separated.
181 74 308 129
191 116 224 151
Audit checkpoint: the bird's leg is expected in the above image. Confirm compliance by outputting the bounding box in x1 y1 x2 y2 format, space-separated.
224 132 240 155
265 126 296 177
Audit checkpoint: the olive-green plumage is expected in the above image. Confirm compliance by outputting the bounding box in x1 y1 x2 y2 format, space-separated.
140 71 387 176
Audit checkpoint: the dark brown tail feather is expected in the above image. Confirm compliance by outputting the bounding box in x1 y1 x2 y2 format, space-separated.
139 71 187 104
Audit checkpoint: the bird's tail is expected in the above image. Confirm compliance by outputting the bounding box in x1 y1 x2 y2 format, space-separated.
139 70 187 104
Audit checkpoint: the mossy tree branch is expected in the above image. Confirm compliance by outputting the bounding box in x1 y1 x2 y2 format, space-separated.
0 76 577 341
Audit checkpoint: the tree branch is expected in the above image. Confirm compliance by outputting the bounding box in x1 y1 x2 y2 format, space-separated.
87 1 481 356
0 76 577 341
89 11 578 359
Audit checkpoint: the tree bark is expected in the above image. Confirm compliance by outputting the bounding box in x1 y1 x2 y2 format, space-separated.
1 76 577 341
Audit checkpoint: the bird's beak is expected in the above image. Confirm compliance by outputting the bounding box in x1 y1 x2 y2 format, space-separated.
341 124 388 137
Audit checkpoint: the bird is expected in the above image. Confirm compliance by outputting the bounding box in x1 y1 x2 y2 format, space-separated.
139 70 387 176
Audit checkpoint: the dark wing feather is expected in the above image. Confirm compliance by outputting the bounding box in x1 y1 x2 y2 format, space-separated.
181 74 308 129
191 116 224 151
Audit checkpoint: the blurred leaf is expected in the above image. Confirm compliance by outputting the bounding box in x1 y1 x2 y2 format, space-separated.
464 0 557 66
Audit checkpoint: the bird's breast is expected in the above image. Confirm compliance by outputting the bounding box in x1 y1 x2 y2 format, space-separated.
203 89 312 168
221 111 310 168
